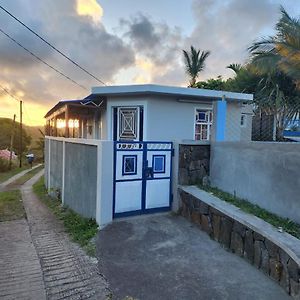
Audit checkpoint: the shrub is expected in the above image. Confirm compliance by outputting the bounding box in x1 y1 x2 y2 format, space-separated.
0 157 10 172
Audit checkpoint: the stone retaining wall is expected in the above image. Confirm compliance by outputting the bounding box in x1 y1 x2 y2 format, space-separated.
178 144 210 185
179 187 300 299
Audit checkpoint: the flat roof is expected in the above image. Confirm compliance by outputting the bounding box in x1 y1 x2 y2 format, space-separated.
92 84 253 102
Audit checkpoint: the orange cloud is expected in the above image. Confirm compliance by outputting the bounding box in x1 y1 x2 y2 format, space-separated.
76 0 103 23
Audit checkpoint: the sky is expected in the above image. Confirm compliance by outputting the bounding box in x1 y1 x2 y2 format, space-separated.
0 0 299 126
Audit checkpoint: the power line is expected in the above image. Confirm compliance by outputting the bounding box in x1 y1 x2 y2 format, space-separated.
0 82 21 102
0 4 107 86
0 27 88 91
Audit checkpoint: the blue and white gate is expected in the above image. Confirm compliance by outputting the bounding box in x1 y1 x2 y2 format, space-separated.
113 141 173 217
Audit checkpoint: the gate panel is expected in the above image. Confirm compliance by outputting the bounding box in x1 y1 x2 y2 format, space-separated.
114 142 144 215
113 141 173 218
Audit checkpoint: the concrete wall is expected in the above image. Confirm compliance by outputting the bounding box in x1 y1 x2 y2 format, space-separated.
45 137 114 227
210 141 300 223
64 143 97 219
44 139 63 195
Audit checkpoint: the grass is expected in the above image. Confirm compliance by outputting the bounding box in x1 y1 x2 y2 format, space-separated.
198 184 300 239
0 165 29 184
33 177 98 256
7 165 44 188
0 190 25 221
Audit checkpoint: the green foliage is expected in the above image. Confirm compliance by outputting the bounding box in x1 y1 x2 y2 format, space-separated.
0 190 24 221
195 76 227 90
0 118 32 155
33 177 98 256
183 46 210 87
226 63 242 74
249 6 300 84
0 165 29 183
0 157 10 172
6 165 44 188
198 185 300 239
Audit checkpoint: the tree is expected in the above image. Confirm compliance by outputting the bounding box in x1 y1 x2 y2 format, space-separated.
195 76 227 90
183 46 210 87
0 118 31 155
249 6 300 85
248 6 300 140
227 63 242 74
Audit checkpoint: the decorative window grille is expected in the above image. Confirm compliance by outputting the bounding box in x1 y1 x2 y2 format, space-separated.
122 155 137 175
195 109 213 141
118 107 139 140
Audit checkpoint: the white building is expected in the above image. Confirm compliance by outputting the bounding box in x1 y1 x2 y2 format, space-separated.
45 84 253 226
45 84 253 143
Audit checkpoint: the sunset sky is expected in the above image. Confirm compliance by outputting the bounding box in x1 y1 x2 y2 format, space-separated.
0 0 299 126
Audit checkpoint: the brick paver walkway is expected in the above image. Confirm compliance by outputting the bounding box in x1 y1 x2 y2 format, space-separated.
0 170 109 300
0 219 46 300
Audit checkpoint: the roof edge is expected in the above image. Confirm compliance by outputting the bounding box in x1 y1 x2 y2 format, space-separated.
91 84 253 101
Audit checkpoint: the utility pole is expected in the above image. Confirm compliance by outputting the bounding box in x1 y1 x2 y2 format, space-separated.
9 114 16 170
19 100 23 168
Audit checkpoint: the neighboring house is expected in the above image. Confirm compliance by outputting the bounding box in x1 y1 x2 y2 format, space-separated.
45 84 253 226
0 149 17 160
45 84 253 142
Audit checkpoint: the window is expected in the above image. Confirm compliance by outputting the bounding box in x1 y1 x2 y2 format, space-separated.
122 155 137 175
118 107 138 140
195 109 213 141
241 114 246 127
152 155 165 173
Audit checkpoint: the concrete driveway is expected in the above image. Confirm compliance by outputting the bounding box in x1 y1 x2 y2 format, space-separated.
96 213 290 300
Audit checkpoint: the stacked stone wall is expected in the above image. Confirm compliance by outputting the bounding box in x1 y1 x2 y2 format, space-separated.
178 144 210 185
179 189 300 298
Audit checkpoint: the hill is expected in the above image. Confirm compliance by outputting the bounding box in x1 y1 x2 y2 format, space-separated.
0 117 44 150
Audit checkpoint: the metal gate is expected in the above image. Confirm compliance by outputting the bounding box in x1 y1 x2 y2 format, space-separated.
113 141 173 218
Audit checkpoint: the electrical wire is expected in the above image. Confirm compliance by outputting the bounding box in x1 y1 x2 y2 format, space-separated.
0 4 107 86
0 82 21 102
0 27 88 91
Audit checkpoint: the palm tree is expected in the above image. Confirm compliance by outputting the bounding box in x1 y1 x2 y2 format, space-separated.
249 6 300 84
183 46 210 87
226 63 242 74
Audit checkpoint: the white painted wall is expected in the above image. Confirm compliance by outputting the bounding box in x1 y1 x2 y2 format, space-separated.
105 95 252 142
96 141 114 228
225 102 252 141
146 96 212 141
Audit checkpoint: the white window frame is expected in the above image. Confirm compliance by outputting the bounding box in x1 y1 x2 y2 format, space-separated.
194 108 213 141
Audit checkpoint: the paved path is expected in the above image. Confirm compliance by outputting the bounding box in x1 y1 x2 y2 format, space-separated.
0 163 42 191
97 214 291 300
0 219 46 300
0 170 109 300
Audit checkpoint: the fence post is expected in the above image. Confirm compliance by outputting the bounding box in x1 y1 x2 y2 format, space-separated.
61 140 66 205
47 138 51 192
96 142 102 225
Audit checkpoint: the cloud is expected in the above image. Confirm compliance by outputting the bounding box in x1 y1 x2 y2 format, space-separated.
0 0 135 124
76 0 103 23
186 0 279 79
120 13 186 85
